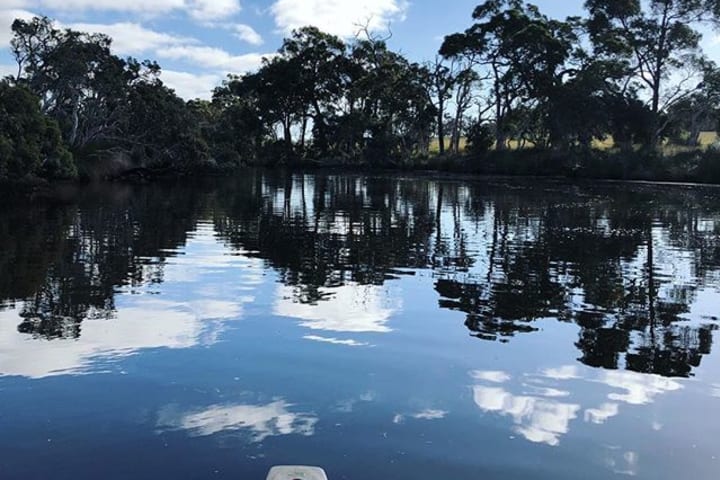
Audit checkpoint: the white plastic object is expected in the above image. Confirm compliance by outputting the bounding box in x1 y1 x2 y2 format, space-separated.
266 466 328 480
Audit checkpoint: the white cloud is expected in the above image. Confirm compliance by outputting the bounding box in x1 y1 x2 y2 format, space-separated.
39 0 186 15
270 0 408 37
0 299 235 378
1 1 32 8
26 0 240 21
393 408 448 424
472 364 686 447
471 370 511 383
599 370 682 405
473 386 580 446
189 0 241 21
303 335 370 347
584 403 619 425
524 387 571 398
158 400 318 441
0 225 257 378
542 365 581 380
412 409 448 420
232 23 263 45
67 22 194 55
0 8 36 46
274 284 400 333
158 45 269 72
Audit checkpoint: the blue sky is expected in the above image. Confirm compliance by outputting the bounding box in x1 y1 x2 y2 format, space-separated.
0 1 717 99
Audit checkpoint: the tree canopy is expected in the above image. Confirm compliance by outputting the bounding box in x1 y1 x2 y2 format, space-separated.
2 3 720 183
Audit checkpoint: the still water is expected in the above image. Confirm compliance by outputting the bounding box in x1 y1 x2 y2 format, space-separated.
1 171 719 479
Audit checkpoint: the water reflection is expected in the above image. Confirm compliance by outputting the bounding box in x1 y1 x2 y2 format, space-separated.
2 173 720 380
471 366 683 446
274 284 399 333
2 172 720 479
0 209 259 377
0 299 211 378
157 400 318 441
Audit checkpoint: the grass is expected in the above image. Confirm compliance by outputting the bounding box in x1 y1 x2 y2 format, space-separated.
429 132 719 154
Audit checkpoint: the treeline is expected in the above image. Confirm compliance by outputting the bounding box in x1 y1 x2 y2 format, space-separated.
3 1 720 183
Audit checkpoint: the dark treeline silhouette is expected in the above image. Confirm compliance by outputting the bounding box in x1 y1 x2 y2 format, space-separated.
2 172 719 378
4 1 720 183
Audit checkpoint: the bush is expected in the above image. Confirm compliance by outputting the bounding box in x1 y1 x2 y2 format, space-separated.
0 83 76 180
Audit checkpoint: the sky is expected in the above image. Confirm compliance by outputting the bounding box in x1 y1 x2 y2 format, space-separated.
0 0 718 100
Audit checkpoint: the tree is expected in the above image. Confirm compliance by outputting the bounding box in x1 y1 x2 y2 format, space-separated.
585 0 720 147
427 57 458 155
441 0 577 150
665 62 720 145
0 82 75 180
280 27 348 157
209 76 270 166
122 80 210 172
10 17 137 150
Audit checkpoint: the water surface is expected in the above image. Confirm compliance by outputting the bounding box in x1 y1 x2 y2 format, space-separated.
1 172 719 479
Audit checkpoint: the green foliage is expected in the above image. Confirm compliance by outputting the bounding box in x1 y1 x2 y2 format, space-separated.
123 81 210 172
465 122 494 154
0 82 75 180
3 6 720 183
212 28 435 166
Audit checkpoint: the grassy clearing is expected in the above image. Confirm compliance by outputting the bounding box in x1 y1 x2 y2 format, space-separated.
429 132 719 154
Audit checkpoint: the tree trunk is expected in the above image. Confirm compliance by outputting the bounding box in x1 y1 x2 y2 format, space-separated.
437 101 446 155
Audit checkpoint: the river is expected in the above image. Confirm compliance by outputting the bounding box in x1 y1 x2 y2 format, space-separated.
1 171 719 479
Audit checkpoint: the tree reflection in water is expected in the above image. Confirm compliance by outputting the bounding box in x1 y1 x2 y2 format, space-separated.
2 172 719 378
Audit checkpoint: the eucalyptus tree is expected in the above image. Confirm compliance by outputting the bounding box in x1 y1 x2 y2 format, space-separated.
428 57 456 155
10 17 138 150
665 62 720 145
441 0 578 150
585 0 720 147
0 81 75 180
280 27 348 156
347 37 436 161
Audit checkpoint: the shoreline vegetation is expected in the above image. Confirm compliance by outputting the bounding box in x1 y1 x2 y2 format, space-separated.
4 1 720 188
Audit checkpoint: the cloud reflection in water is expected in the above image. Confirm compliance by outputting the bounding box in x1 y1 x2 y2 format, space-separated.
157 400 318 442
471 366 684 447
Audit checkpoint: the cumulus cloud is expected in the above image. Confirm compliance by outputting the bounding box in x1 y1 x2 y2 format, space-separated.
232 23 263 45
68 22 194 55
189 0 241 21
0 8 36 45
158 400 318 442
600 370 682 405
471 370 511 383
473 385 580 446
0 299 231 378
39 0 186 15
270 0 408 37
584 403 619 425
274 283 400 333
159 45 269 72
12 1 241 21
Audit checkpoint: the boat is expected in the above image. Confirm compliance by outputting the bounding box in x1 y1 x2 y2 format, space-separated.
266 466 328 480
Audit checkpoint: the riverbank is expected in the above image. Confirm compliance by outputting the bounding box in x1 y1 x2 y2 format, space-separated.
260 146 720 186
4 147 720 191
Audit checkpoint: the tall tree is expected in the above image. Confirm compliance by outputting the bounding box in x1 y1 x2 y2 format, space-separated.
585 0 720 147
441 0 576 150
0 82 75 180
279 27 348 157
